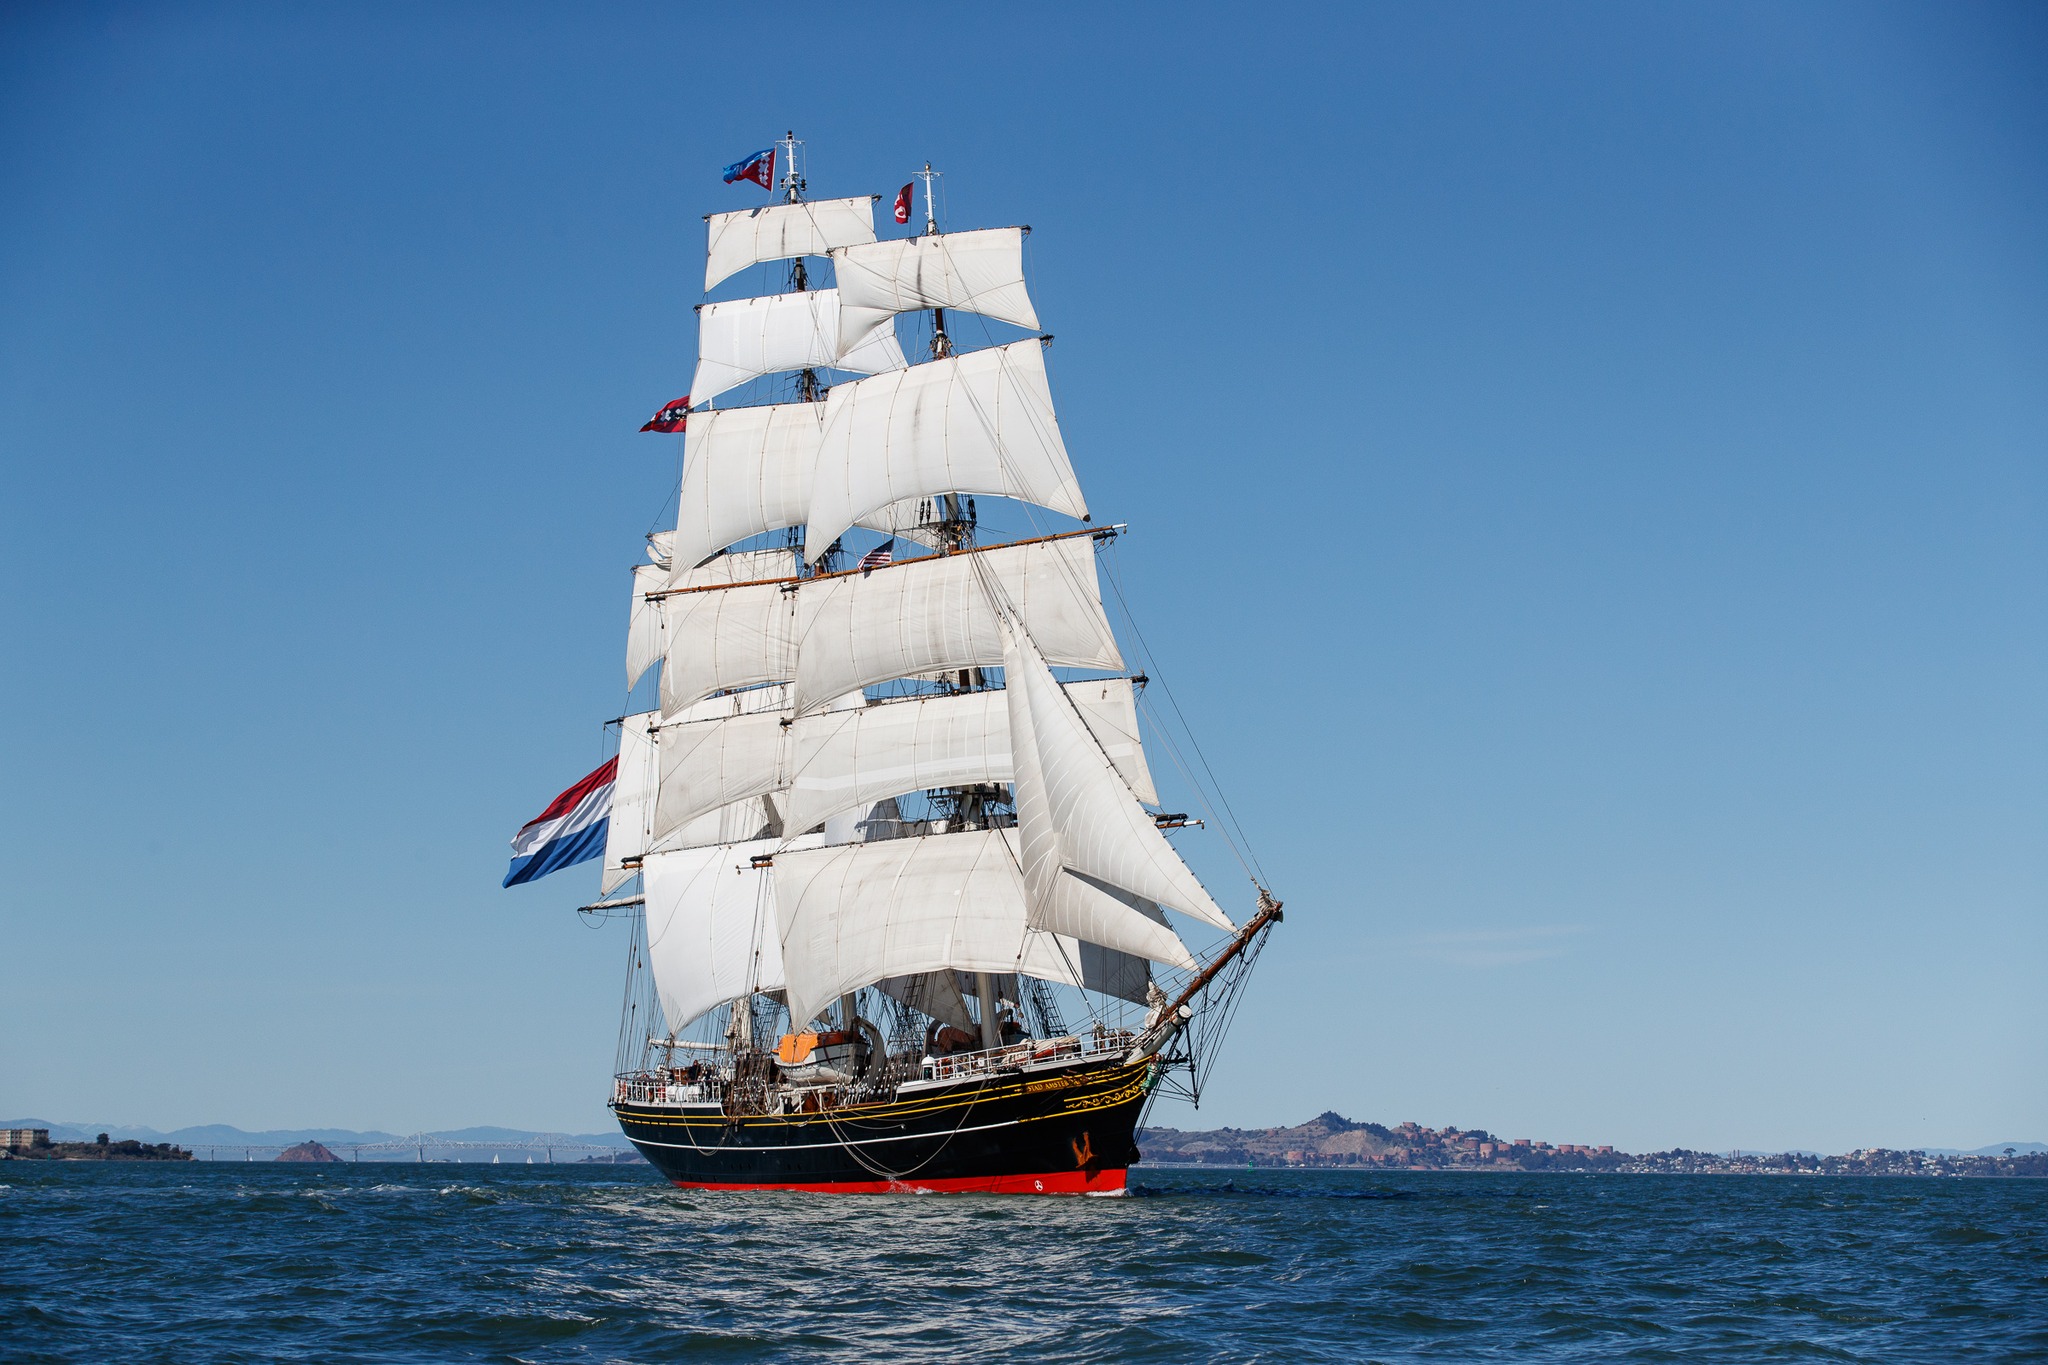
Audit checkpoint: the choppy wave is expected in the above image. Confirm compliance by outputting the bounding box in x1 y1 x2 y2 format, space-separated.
2 1163 2041 1361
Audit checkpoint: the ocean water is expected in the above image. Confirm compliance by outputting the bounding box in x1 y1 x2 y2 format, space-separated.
2 1163 2042 1362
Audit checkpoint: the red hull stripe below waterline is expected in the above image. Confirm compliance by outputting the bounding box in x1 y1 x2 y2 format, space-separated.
669 1167 1129 1196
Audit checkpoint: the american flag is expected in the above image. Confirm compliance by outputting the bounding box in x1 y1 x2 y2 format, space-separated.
857 538 895 574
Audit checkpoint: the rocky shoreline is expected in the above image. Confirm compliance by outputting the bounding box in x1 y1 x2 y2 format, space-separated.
4 1133 192 1162
1138 1112 2048 1178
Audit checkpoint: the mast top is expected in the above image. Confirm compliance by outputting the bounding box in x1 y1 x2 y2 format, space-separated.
915 162 941 236
778 130 805 204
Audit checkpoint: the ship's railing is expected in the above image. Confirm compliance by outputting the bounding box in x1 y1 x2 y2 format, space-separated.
613 1075 721 1107
918 1027 1138 1084
613 1025 1141 1107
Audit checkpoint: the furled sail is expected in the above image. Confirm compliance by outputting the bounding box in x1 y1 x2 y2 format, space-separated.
600 711 660 894
831 228 1039 353
803 341 1086 562
690 290 907 408
644 834 823 1030
772 827 1184 1032
1005 624 1236 933
790 534 1123 715
704 196 876 293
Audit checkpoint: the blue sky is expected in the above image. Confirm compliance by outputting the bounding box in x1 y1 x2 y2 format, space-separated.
2 2 2041 1153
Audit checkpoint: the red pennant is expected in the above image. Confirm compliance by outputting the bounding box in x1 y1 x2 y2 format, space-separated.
640 396 690 433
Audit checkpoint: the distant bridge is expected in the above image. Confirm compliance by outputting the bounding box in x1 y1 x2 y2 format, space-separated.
193 1135 632 1163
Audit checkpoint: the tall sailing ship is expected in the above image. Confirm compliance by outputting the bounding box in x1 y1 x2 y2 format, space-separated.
565 134 1280 1194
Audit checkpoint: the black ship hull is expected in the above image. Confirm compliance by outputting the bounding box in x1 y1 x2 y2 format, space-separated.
614 1055 1154 1194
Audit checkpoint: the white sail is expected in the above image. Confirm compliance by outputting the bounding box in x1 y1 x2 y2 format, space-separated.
1002 626 1200 967
1076 940 1155 1006
783 681 1155 835
1055 676 1156 805
625 564 667 690
772 827 1177 1032
671 403 826 572
669 681 794 724
831 228 1039 353
673 545 799 592
1007 624 1236 933
690 290 907 407
600 712 660 894
704 196 876 293
804 341 1086 562
658 579 796 717
632 546 790 692
874 972 976 1034
653 712 785 847
656 796 780 853
644 834 823 1031
791 535 1122 715
651 689 861 843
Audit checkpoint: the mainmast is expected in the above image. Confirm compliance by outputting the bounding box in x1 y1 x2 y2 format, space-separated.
780 131 824 407
917 163 949 359
908 161 976 558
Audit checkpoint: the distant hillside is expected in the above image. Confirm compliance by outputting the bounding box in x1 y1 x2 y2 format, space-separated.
1137 1114 2048 1177
2 1118 634 1163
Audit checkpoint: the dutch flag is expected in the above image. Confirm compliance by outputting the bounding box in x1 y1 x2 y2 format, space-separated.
502 758 616 887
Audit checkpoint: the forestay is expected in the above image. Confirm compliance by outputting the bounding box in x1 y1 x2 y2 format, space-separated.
831 228 1039 353
704 196 876 293
691 290 907 408
790 535 1123 715
803 341 1087 562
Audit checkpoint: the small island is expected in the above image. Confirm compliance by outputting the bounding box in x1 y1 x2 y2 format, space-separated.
2 1129 192 1162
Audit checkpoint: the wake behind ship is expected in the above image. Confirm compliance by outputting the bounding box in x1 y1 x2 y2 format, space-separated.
513 133 1280 1194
